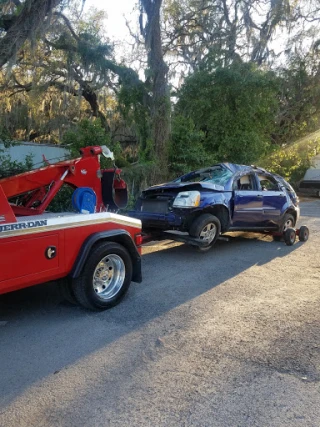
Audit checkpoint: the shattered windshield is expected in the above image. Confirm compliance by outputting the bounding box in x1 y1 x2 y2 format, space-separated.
174 166 233 187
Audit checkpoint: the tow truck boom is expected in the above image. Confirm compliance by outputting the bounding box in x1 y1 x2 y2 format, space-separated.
0 145 127 219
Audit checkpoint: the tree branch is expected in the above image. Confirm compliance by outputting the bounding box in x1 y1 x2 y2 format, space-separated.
0 0 62 68
53 11 80 42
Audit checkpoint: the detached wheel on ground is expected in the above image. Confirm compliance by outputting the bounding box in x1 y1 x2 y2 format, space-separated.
284 227 296 246
72 241 133 310
189 213 221 252
299 225 309 242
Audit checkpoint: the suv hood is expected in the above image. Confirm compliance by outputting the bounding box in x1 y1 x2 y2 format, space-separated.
144 181 225 194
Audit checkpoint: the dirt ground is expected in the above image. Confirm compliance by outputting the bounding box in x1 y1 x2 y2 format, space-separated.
0 199 319 426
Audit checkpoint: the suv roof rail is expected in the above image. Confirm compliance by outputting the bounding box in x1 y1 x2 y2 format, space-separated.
251 165 267 172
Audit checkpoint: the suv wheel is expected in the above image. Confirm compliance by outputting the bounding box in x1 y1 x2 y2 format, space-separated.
274 213 295 241
280 213 295 232
189 214 221 252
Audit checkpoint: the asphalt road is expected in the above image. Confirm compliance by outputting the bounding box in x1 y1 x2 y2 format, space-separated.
0 200 320 427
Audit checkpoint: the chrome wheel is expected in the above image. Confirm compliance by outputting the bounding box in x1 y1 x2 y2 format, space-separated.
93 254 125 301
72 242 132 310
199 222 217 244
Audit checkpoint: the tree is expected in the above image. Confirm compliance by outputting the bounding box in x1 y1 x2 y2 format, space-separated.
0 6 148 143
169 114 211 175
274 53 320 145
140 0 170 176
176 61 279 164
163 0 320 71
0 0 64 68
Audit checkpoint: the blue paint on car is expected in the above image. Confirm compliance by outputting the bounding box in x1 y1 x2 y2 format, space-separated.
130 164 300 245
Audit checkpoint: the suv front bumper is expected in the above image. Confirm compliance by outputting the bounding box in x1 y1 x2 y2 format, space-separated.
128 210 183 230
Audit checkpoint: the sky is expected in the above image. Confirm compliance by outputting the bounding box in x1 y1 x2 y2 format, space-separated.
84 0 137 42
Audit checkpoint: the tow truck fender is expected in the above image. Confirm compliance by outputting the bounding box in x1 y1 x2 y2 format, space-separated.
70 230 142 283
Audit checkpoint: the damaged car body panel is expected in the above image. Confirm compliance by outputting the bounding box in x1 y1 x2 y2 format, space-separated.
130 163 300 249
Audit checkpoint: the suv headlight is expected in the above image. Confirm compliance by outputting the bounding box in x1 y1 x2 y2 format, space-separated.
173 191 200 208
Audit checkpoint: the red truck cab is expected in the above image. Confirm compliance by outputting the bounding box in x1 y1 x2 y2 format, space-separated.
0 146 142 310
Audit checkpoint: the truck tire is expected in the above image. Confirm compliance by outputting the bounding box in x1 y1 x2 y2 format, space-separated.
72 241 133 310
58 277 77 305
189 214 221 252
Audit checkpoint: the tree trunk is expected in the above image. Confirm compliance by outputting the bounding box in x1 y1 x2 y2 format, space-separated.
140 0 170 179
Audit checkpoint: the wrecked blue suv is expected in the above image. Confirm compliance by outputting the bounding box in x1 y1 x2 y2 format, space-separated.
131 164 300 250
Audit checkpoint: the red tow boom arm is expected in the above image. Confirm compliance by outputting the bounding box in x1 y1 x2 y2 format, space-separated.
0 146 123 218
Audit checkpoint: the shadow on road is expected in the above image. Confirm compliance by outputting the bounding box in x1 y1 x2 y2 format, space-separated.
0 229 304 410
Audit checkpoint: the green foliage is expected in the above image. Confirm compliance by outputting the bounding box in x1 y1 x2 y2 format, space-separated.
3 0 320 198
176 62 279 164
260 137 320 184
169 114 214 175
62 117 128 162
117 84 151 161
76 34 112 72
47 184 74 213
48 118 127 212
274 55 320 144
0 127 12 146
120 162 157 200
62 118 111 156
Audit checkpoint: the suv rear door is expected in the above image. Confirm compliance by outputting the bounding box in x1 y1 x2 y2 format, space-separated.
232 173 264 228
257 173 288 227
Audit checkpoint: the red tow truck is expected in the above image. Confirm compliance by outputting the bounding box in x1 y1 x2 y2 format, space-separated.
0 145 142 310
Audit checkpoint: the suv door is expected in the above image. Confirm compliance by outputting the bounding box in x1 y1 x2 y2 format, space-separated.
257 174 288 227
232 173 264 228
